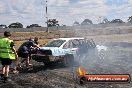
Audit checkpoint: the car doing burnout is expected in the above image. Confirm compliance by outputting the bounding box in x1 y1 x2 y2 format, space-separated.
32 38 96 66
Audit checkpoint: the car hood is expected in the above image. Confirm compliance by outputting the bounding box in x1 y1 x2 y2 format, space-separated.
39 47 72 56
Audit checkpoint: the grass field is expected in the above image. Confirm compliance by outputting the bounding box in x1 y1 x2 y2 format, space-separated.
86 33 132 44
0 29 131 49
11 30 74 49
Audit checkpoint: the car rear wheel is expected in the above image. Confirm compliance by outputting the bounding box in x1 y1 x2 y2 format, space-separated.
62 54 74 67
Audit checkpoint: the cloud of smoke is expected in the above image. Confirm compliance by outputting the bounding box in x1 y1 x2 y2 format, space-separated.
75 41 132 75
72 24 132 74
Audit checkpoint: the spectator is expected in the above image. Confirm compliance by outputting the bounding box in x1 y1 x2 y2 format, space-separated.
0 31 18 83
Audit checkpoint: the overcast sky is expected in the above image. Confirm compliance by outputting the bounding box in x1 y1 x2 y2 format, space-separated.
0 0 132 27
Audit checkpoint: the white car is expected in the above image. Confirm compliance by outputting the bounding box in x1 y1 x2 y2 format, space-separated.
32 37 96 66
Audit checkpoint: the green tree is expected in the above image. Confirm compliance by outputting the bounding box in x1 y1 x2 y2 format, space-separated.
47 19 59 27
110 19 124 23
101 18 110 24
8 22 23 28
0 24 7 28
127 16 132 23
81 19 93 25
26 24 41 28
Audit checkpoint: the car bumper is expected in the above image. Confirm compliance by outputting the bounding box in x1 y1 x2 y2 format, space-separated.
32 54 60 62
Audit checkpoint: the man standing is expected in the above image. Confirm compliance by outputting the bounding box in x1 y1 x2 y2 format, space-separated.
0 31 18 83
18 37 39 68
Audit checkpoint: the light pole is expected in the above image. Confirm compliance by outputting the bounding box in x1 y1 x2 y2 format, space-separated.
46 0 49 33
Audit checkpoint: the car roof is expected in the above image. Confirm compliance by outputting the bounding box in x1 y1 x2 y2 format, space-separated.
54 37 84 41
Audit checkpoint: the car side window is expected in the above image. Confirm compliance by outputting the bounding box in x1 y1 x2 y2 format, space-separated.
71 39 80 48
69 40 73 48
63 40 75 48
63 41 70 49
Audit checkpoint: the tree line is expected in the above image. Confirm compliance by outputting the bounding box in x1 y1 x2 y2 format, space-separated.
73 16 132 26
0 19 59 28
0 22 42 28
0 16 132 28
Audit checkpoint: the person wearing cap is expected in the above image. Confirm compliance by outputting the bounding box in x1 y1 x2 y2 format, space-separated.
17 37 39 68
0 31 18 83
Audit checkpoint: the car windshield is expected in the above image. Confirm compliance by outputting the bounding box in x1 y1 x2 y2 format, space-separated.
44 40 66 47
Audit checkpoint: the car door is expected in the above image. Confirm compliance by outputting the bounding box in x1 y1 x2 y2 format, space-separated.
63 39 79 54
69 39 80 54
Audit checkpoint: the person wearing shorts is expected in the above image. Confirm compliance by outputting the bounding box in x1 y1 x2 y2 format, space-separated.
0 31 18 83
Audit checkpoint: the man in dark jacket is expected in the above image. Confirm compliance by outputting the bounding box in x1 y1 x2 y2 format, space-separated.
18 37 39 67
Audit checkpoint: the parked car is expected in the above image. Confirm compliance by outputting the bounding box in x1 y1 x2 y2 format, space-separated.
32 38 96 67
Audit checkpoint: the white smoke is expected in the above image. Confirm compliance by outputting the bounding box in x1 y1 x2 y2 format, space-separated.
96 45 108 52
